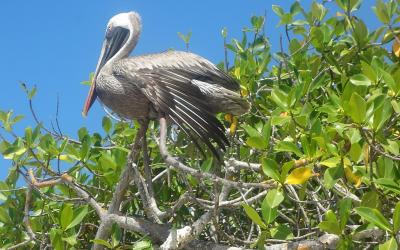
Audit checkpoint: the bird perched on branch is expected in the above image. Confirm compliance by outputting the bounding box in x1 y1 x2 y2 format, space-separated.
83 12 249 158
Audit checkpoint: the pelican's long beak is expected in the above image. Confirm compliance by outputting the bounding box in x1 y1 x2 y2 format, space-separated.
82 81 97 117
82 26 130 117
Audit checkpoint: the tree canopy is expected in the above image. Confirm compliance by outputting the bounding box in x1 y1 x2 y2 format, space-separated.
1 0 400 249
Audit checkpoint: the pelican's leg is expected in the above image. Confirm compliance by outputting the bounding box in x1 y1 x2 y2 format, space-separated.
158 116 170 161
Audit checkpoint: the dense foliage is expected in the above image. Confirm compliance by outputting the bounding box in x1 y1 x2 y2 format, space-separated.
1 0 400 249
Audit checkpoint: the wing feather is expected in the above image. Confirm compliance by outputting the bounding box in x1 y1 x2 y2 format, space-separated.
112 51 236 159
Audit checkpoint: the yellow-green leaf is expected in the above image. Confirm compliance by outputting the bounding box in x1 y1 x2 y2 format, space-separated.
242 203 267 229
393 36 400 57
246 136 267 149
285 167 314 184
379 237 398 250
344 166 362 187
393 201 400 232
354 207 392 232
319 157 340 168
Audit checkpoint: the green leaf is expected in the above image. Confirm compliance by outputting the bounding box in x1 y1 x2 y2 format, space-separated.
62 235 77 246
102 116 112 134
60 204 73 231
99 152 117 171
380 68 400 94
65 206 89 231
318 210 341 235
326 209 339 224
242 203 266 229
272 5 284 17
347 92 366 123
318 221 341 235
177 31 192 43
360 191 380 208
92 239 113 249
352 19 368 47
81 72 94 85
275 141 302 157
28 86 37 100
361 61 377 82
261 196 278 224
242 124 261 137
132 240 152 250
0 207 11 224
50 228 64 250
0 192 7 201
79 135 91 160
348 0 363 12
320 157 341 168
375 178 400 195
384 140 399 155
350 74 372 86
262 121 272 148
379 237 398 250
270 224 294 240
311 2 326 21
373 99 393 131
200 157 213 172
281 161 294 183
323 166 343 189
393 202 400 232
251 16 265 30
270 87 288 110
221 27 227 38
3 145 26 160
290 1 302 15
265 189 284 208
354 207 392 232
246 136 267 149
391 100 400 113
372 0 390 24
339 198 352 231
261 158 281 182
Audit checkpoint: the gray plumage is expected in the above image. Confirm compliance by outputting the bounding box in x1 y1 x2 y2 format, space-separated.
83 12 249 157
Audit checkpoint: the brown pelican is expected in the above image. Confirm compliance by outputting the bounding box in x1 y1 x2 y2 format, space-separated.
83 12 249 157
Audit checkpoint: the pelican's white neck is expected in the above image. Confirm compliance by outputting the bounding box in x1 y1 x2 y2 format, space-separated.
106 12 142 66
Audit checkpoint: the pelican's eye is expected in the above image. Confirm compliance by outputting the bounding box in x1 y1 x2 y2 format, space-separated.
106 26 113 39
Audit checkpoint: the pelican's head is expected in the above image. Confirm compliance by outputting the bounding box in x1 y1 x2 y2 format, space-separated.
83 12 141 117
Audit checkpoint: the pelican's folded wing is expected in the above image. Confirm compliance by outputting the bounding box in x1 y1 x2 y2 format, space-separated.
113 55 230 158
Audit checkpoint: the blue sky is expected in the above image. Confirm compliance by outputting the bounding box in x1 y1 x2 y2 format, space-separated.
0 0 377 179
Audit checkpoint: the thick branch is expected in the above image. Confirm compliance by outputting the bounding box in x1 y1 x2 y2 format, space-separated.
160 211 214 250
93 120 149 249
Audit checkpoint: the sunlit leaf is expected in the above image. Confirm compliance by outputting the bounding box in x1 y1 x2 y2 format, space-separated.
261 158 281 182
65 206 89 231
318 210 341 235
354 207 392 232
379 237 398 250
60 204 73 231
261 196 278 224
242 203 266 229
92 239 113 249
350 74 371 86
275 141 302 157
393 36 400 57
246 136 267 149
265 189 284 208
344 166 362 187
393 202 400 232
319 157 340 168
285 167 314 185
346 92 366 123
